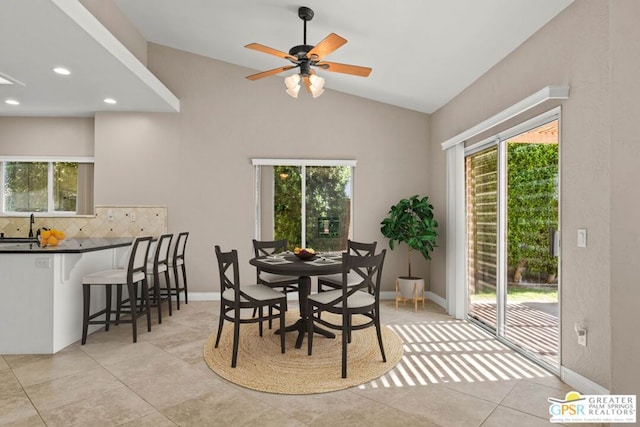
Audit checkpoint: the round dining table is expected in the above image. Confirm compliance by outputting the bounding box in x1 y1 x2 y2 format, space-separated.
249 254 343 349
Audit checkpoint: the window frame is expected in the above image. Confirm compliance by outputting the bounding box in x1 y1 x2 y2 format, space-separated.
252 158 357 248
0 155 94 217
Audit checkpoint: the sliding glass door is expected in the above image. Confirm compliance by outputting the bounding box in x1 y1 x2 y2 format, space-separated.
466 114 560 370
466 146 499 331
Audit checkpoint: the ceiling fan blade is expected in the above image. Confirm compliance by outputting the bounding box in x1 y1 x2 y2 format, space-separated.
306 33 347 61
316 61 372 77
246 65 297 81
245 43 297 61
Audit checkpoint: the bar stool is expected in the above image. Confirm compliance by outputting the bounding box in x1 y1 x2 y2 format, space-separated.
147 233 173 324
81 236 153 344
169 232 189 309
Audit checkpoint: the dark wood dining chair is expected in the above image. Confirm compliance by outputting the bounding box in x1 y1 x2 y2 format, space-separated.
252 239 299 295
317 240 377 292
214 245 287 368
252 239 300 327
307 249 387 378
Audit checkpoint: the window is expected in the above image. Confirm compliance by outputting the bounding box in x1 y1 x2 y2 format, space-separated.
1 157 94 215
253 159 355 252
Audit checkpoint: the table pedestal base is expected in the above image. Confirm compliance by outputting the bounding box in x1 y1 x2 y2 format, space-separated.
276 275 335 349
277 318 335 349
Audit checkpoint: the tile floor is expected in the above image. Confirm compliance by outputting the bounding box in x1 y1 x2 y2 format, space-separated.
1 299 590 426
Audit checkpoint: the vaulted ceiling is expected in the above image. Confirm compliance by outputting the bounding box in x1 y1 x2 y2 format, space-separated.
0 0 573 117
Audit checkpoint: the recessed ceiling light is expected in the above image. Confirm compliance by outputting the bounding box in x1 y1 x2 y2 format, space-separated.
53 67 71 75
5 99 20 105
103 98 117 104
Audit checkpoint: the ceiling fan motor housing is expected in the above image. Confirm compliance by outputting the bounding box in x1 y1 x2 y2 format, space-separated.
289 44 313 58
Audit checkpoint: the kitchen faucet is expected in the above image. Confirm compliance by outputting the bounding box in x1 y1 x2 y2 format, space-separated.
28 213 35 239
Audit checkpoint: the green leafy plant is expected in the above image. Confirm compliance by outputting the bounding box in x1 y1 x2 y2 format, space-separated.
506 143 558 283
380 195 438 278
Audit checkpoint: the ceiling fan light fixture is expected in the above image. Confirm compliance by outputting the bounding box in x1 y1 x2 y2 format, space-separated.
286 84 300 98
310 86 324 98
284 73 300 89
309 74 325 89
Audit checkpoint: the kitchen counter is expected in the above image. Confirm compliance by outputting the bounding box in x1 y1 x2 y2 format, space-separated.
0 237 133 254
0 238 134 354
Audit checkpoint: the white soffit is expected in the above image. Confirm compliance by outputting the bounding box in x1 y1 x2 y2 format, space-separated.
52 0 179 112
0 0 179 116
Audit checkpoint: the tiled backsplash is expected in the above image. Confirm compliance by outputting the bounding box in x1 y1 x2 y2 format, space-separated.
0 206 167 239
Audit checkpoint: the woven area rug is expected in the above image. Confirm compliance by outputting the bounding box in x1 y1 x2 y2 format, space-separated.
203 310 403 394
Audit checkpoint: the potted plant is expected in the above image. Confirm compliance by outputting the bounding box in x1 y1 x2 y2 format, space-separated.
380 195 438 305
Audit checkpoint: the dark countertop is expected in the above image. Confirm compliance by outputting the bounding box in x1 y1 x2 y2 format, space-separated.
0 237 133 254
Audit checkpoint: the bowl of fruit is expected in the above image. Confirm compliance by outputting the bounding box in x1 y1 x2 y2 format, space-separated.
39 228 65 247
293 247 316 260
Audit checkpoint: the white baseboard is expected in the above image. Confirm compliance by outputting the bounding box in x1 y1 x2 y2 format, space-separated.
186 292 218 301
186 291 448 307
560 366 609 395
426 291 447 309
187 291 414 302
380 291 395 300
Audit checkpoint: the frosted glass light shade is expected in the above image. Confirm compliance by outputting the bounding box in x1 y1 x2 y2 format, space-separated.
310 86 324 98
309 74 325 89
284 73 301 89
286 85 300 98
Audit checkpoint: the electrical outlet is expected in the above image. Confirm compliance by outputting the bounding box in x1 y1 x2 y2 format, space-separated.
130 213 136 222
578 331 587 346
35 258 51 268
575 322 587 346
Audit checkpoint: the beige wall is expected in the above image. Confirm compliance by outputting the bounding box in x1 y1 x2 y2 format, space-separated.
609 0 640 396
431 0 640 393
93 43 431 298
0 117 94 156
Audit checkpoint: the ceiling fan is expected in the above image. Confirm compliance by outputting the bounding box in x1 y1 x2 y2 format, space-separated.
245 6 372 98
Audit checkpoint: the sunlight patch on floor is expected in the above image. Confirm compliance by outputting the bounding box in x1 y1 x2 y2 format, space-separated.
359 319 551 389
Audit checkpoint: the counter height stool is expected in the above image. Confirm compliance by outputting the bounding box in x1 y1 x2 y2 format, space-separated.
81 236 153 344
147 234 173 324
169 232 189 309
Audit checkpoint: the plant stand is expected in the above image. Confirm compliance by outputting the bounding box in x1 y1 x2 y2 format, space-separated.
395 276 425 312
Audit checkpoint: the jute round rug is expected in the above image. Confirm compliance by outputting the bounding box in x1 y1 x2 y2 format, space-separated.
203 310 403 394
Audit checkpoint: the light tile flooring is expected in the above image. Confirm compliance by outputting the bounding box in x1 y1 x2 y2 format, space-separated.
1 299 584 426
